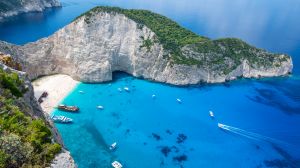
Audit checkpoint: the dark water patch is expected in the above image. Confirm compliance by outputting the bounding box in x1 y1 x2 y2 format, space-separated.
152 133 162 141
247 88 300 115
272 145 300 168
160 146 172 157
82 122 110 153
173 154 188 163
264 159 290 168
177 134 187 144
166 129 173 135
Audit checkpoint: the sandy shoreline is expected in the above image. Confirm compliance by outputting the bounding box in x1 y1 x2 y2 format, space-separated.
32 74 79 114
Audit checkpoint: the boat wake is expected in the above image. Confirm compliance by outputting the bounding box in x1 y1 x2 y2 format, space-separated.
217 123 298 152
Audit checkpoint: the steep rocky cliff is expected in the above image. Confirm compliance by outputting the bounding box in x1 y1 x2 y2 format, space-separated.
0 53 75 168
0 0 61 20
0 7 293 85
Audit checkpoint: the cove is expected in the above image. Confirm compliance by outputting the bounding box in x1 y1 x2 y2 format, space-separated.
53 72 300 168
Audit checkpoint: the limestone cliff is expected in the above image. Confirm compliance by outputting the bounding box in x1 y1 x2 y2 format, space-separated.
0 54 75 168
0 7 293 85
0 0 61 21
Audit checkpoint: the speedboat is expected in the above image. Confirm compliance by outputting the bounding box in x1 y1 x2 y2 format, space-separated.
152 94 156 99
176 98 182 104
112 161 122 168
57 104 79 112
124 87 130 92
79 90 84 94
209 111 214 118
97 105 104 110
118 88 122 92
218 123 225 128
51 115 73 123
109 142 117 150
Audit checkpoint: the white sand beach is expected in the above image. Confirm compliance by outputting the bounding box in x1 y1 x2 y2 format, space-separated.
32 74 79 114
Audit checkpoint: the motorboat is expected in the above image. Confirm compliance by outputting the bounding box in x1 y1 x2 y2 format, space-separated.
79 90 84 94
112 161 122 168
118 88 122 92
176 98 182 103
218 123 225 129
152 94 156 99
109 142 117 150
97 105 104 110
209 111 214 118
51 115 73 123
57 104 79 112
124 87 130 92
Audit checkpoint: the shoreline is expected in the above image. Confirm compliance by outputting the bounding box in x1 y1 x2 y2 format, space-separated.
32 74 79 114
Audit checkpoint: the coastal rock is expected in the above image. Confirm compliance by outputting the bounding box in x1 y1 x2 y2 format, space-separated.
0 7 293 85
0 0 61 21
0 58 75 168
51 149 77 168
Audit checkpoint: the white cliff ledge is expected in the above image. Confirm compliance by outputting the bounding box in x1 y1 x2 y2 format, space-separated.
0 0 61 21
0 6 293 85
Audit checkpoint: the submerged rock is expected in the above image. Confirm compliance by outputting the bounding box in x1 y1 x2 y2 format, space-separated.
152 133 161 141
173 154 188 163
177 133 187 144
160 146 172 157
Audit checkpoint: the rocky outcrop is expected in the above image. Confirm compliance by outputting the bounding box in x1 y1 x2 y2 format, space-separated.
0 55 76 168
0 7 293 85
0 0 61 21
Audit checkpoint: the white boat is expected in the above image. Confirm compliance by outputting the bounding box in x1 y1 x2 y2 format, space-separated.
97 105 104 110
112 161 122 168
109 142 117 150
152 94 156 99
51 115 73 123
124 87 130 92
118 88 122 92
79 90 84 94
176 98 182 103
218 123 227 129
209 111 214 118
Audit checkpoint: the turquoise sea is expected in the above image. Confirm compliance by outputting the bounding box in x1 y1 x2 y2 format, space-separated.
1 0 300 167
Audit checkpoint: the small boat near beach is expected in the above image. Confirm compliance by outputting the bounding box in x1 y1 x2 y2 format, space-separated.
209 111 214 118
124 87 130 92
176 98 182 104
51 115 73 123
79 90 84 94
112 161 123 168
109 142 117 150
57 104 79 112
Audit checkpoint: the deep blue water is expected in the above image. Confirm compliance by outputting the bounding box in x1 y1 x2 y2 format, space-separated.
1 0 300 168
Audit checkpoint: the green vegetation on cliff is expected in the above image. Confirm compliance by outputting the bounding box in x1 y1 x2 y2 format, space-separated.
76 6 290 74
0 69 61 168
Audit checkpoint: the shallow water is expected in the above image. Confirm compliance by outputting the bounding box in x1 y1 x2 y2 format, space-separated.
1 0 300 167
53 73 300 168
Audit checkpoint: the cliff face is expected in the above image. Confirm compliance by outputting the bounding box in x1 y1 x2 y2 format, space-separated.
0 7 293 85
0 54 76 168
0 0 61 20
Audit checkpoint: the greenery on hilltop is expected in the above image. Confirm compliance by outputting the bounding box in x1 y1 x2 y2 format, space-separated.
75 6 289 74
0 69 61 168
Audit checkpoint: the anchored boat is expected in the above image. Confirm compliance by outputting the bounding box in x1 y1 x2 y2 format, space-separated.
51 115 73 123
112 161 122 168
109 142 117 150
176 98 182 103
209 111 214 118
124 87 130 92
57 104 79 112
